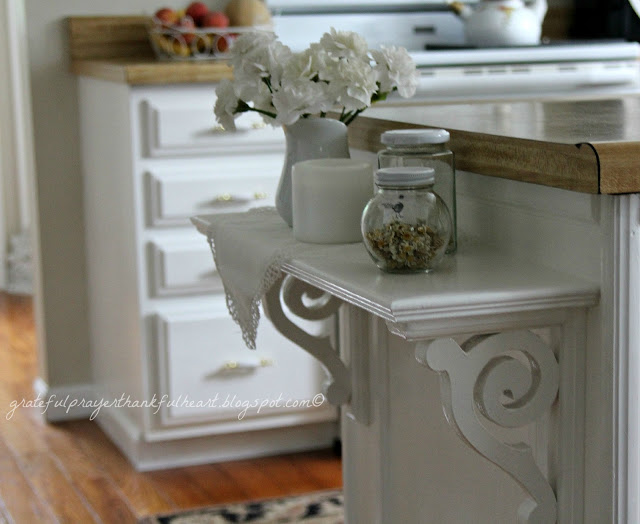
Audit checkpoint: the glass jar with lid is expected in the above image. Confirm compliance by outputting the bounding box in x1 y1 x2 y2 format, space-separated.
378 128 457 254
361 167 452 274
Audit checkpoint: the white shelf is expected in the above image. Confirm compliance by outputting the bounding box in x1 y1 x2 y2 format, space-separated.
192 211 599 328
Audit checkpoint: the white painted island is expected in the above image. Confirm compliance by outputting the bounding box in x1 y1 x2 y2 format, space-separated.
194 96 640 523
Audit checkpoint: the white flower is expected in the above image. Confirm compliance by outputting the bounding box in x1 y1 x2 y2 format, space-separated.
263 39 294 86
214 79 240 131
282 44 328 83
251 81 278 126
231 32 293 89
324 58 378 112
320 28 369 60
371 45 419 98
272 78 331 125
229 31 276 62
227 35 269 98
213 29 418 128
282 52 314 83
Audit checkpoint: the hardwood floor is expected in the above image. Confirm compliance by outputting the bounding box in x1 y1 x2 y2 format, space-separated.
0 293 342 523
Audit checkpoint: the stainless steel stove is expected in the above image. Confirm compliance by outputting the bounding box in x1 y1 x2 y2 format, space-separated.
270 2 640 102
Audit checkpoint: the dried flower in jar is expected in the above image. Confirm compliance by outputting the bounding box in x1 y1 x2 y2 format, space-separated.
364 219 445 271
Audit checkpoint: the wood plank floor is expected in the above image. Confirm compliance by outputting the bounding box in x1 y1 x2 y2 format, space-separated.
0 293 342 523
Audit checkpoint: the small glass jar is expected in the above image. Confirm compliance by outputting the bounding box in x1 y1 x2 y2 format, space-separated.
378 128 457 254
361 167 452 274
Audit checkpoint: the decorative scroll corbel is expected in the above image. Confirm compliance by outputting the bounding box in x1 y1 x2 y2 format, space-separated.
263 274 350 406
415 331 559 524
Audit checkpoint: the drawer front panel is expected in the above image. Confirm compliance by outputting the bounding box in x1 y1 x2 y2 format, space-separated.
149 238 222 297
143 97 284 158
146 166 280 227
155 310 335 427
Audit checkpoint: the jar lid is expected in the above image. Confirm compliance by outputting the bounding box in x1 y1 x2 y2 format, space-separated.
375 167 435 187
380 128 450 145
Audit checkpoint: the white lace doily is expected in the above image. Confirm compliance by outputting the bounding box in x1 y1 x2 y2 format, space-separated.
205 207 302 349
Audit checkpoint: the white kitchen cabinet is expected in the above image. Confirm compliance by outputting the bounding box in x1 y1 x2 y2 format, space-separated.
148 233 223 296
145 166 279 227
77 79 337 470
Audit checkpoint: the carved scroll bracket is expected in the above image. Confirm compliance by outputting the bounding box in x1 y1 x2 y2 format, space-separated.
415 331 560 524
263 274 350 406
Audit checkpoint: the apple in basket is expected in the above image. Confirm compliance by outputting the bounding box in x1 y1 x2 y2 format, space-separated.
154 7 179 26
185 1 209 25
202 11 230 28
201 11 231 52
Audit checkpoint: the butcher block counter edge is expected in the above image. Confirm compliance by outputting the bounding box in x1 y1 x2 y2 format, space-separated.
70 58 233 85
350 108 640 195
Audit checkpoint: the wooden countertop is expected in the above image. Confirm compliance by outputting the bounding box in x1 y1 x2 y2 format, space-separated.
351 97 640 194
71 58 232 85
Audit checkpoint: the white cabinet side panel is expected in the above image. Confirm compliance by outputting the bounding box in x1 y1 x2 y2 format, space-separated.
79 77 145 424
627 195 640 524
386 332 524 523
340 307 385 524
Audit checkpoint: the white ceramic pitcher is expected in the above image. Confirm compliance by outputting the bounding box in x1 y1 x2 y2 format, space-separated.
451 0 548 47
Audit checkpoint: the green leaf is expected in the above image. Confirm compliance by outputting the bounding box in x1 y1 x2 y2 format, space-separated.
235 100 251 113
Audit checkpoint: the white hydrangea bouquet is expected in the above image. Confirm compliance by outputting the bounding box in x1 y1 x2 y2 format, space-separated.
214 28 419 130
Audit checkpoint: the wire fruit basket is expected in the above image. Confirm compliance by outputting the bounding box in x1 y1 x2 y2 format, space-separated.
148 19 273 61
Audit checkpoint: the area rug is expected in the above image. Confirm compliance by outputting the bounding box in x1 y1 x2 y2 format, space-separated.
139 490 344 524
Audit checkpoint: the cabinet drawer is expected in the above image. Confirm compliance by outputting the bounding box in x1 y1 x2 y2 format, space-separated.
146 165 280 227
143 96 284 158
155 309 335 427
149 237 222 297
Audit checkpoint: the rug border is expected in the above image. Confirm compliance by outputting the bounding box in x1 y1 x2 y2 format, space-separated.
138 488 343 524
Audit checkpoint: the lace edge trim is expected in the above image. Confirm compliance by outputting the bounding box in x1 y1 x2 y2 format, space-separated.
207 230 289 350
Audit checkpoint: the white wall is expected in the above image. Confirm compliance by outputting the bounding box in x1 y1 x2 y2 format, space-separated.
0 126 7 290
0 0 34 290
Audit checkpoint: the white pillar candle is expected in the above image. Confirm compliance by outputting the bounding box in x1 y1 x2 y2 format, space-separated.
292 158 374 244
